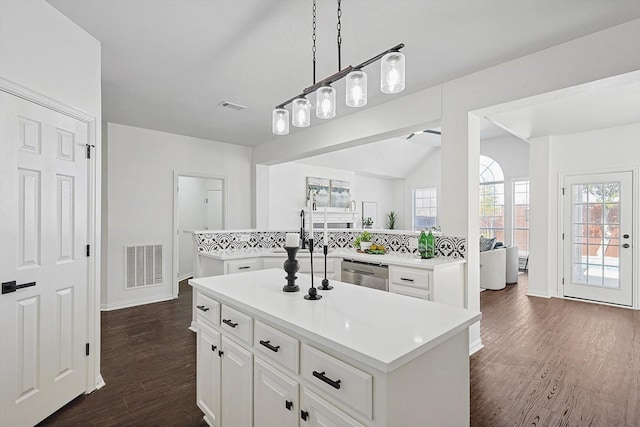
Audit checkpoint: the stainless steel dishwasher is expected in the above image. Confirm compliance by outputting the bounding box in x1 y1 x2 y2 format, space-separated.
340 259 389 291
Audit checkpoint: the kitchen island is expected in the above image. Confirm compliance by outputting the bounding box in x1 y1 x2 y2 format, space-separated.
190 268 481 427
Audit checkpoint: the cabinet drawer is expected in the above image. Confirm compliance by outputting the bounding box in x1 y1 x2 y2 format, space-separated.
196 292 220 326
389 265 431 289
225 258 262 274
301 345 372 419
390 283 431 300
254 320 299 373
220 305 253 345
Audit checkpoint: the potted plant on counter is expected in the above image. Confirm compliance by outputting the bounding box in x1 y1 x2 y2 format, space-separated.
387 211 397 229
354 230 372 251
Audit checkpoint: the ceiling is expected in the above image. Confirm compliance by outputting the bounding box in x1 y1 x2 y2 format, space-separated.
46 0 640 147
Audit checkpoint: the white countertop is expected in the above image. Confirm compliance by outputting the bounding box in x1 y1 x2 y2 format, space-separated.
190 268 480 373
198 247 465 269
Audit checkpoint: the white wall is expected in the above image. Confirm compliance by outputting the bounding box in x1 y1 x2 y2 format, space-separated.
351 174 396 230
104 123 251 310
267 162 355 230
0 0 103 390
266 162 398 230
528 123 640 301
402 147 442 231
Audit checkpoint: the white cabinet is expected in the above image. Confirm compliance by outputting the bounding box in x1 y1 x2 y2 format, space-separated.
196 318 253 427
220 336 253 427
389 265 432 301
300 388 364 427
389 263 465 307
254 357 299 427
197 324 221 427
225 257 262 274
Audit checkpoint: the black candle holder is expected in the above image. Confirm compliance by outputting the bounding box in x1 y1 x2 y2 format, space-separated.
283 246 300 292
304 238 322 300
320 245 333 290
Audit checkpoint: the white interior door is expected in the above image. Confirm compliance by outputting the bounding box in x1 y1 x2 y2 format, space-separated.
563 172 633 306
0 92 89 426
206 189 223 230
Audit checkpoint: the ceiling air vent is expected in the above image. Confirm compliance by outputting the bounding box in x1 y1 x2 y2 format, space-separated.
218 101 247 111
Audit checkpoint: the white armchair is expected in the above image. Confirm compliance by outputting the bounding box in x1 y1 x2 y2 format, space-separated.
480 248 506 290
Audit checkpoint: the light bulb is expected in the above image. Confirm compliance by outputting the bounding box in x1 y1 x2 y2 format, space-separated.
272 108 289 135
381 51 405 94
346 70 367 107
316 86 336 119
292 98 311 127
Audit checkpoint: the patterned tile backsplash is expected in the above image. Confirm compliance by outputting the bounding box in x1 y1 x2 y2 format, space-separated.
195 230 466 258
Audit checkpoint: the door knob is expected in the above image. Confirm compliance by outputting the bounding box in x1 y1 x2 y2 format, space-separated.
623 234 630 239
623 243 630 248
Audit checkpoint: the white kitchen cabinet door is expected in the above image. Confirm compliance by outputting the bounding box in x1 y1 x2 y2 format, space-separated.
389 283 431 300
221 336 254 427
197 325 221 426
254 357 299 427
300 388 364 427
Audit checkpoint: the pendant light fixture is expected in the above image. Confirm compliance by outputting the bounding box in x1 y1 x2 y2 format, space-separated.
271 0 405 135
292 97 311 127
316 86 336 119
346 69 367 107
272 108 289 135
381 50 406 94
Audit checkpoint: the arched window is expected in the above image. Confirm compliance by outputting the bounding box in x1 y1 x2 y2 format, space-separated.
479 155 505 241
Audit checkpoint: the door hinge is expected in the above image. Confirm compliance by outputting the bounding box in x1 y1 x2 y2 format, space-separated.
86 244 91 257
562 278 565 285
562 187 565 196
562 233 565 240
205 198 208 204
85 343 90 356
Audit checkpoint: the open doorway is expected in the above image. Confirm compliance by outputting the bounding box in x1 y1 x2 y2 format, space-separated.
173 172 227 296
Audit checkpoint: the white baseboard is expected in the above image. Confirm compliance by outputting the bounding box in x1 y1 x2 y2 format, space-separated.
189 321 198 333
178 272 193 282
95 374 106 390
526 290 551 299
101 294 175 311
469 338 484 356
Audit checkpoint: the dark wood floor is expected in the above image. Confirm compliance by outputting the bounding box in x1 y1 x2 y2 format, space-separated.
471 273 640 427
39 274 640 426
38 281 207 427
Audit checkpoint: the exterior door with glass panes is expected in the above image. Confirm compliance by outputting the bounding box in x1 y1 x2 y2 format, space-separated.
563 172 633 306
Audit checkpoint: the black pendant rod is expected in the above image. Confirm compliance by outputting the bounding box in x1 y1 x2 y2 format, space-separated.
275 43 405 109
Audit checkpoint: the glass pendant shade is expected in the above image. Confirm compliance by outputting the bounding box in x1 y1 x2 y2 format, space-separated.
381 51 405 94
292 98 311 127
346 70 367 107
316 86 336 119
272 108 289 135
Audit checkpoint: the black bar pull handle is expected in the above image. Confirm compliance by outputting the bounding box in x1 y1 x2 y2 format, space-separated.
223 319 238 328
312 370 341 389
238 266 251 270
301 410 309 421
285 400 293 411
197 305 210 312
400 277 414 282
2 281 36 295
211 344 217 352
259 340 280 352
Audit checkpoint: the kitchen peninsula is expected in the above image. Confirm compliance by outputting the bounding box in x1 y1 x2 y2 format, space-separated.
190 268 481 426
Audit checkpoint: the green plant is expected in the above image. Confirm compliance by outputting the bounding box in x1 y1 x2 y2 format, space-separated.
353 230 372 248
387 211 397 229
